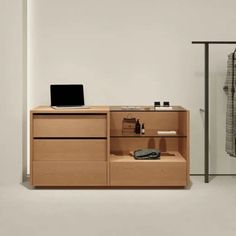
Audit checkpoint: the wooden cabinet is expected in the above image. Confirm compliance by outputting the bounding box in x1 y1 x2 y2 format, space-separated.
30 106 189 187
109 106 189 187
30 106 109 187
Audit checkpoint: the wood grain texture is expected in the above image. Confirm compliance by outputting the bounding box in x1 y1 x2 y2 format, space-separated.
106 112 111 186
110 161 186 186
109 106 186 112
178 111 188 137
186 111 190 185
30 112 34 185
30 106 189 187
33 114 107 137
33 139 107 161
109 110 189 187
110 151 186 162
32 106 109 114
178 111 189 185
32 161 107 186
110 111 181 135
110 137 183 154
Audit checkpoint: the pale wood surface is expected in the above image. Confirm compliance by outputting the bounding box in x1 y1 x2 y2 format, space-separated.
111 130 186 137
34 139 107 161
106 112 110 186
31 108 109 187
30 112 34 185
31 106 109 114
32 161 107 186
110 111 187 136
109 109 189 187
178 111 188 137
186 111 190 185
110 151 186 163
110 106 186 111
30 105 189 187
31 105 186 113
110 137 184 154
33 114 107 137
178 111 189 184
110 161 186 186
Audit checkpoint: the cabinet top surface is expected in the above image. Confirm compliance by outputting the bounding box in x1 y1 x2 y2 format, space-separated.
31 106 110 113
110 106 187 112
31 105 187 113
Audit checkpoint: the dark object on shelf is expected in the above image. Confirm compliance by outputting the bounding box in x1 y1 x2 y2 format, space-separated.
135 119 141 134
141 123 145 134
134 149 160 160
154 101 161 107
122 116 136 134
163 101 170 107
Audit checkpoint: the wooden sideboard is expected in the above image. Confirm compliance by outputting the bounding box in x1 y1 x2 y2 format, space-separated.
30 106 189 187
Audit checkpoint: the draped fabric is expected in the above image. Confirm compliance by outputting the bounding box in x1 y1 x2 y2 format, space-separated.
223 51 236 157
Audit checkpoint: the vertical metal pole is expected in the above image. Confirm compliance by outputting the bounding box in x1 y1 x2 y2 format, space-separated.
205 43 209 183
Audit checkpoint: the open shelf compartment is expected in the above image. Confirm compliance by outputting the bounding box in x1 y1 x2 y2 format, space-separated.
110 151 186 163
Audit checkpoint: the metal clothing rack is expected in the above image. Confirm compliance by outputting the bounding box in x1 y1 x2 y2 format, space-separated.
192 41 236 183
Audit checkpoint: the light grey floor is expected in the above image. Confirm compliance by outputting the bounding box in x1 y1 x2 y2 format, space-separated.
0 176 236 236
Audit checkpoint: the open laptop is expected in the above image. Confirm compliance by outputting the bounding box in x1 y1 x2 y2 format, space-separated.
50 84 89 109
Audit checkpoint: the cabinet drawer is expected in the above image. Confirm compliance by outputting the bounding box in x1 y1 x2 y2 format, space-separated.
110 162 186 186
33 114 107 137
33 139 107 161
32 161 107 186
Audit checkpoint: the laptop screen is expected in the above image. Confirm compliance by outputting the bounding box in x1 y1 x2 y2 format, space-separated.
50 84 85 107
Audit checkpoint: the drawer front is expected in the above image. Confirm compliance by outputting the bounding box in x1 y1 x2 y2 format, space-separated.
110 162 186 186
32 161 107 186
33 114 107 137
33 139 107 161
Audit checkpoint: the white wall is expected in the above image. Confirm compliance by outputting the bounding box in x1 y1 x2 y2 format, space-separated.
0 0 25 184
28 0 236 174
